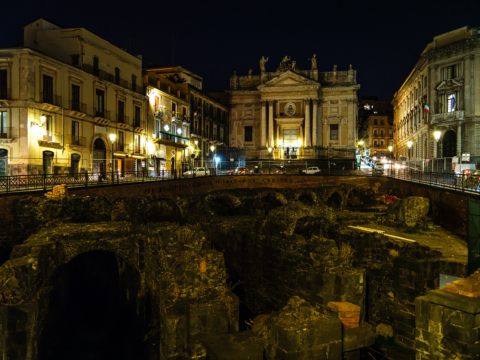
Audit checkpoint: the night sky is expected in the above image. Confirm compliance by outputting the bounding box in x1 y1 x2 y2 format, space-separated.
2 0 480 101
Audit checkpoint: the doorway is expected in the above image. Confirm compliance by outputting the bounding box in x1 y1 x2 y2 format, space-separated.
43 151 54 175
0 149 7 176
70 154 80 175
283 129 298 159
93 138 106 179
443 130 457 157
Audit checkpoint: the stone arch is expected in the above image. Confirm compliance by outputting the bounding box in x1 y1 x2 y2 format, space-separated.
442 129 457 157
38 250 145 359
295 190 317 206
255 190 288 205
347 188 363 207
327 192 342 209
0 225 142 358
144 197 183 223
205 193 242 216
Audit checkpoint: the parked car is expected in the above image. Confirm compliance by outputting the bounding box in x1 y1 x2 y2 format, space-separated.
373 161 384 171
227 166 250 175
183 167 211 177
275 166 287 175
301 167 321 175
252 166 263 175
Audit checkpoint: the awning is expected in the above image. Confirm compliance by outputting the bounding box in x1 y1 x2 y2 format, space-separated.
160 130 190 140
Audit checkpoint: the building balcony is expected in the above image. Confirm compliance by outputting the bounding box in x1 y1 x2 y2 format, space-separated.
0 88 12 100
0 127 18 143
65 134 86 150
431 110 465 125
69 101 87 118
38 131 63 149
128 144 143 154
191 128 203 138
94 108 111 125
133 119 146 132
40 92 62 112
114 142 129 153
116 114 130 129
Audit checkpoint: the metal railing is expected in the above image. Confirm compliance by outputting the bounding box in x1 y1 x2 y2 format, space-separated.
0 88 11 100
0 169 216 194
114 142 129 152
0 127 18 139
69 100 87 113
41 131 62 143
65 134 86 146
117 114 129 124
133 119 146 129
94 108 111 120
2 159 480 195
40 92 62 107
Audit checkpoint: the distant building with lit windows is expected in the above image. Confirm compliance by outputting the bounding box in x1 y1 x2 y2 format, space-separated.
392 26 480 162
358 114 394 157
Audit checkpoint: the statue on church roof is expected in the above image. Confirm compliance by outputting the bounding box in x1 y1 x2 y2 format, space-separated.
260 56 269 72
309 54 317 70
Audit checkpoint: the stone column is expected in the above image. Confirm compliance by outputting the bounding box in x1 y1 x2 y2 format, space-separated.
305 99 311 147
261 101 267 147
268 101 274 147
312 99 318 147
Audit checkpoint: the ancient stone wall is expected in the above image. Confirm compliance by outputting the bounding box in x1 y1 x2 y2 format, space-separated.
337 230 468 350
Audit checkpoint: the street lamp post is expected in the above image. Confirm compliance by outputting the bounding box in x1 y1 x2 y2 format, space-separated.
210 145 215 171
388 146 393 175
109 133 116 183
434 131 441 174
407 140 413 176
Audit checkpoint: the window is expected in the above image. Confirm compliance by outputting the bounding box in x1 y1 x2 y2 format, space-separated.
71 84 80 111
447 94 456 113
330 124 339 140
445 65 457 80
373 129 377 137
389 130 393 138
118 131 124 151
45 115 53 137
134 106 141 126
132 75 137 92
381 140 384 146
380 130 384 137
155 96 159 112
117 101 125 122
374 140 377 146
71 120 80 145
95 89 104 116
155 119 160 136
172 103 176 115
390 140 394 146
42 75 53 104
71 55 79 66
134 134 140 153
93 57 99 76
374 119 378 125
244 126 253 142
380 119 384 126
206 124 209 137
115 68 120 85
0 111 7 138
0 69 7 99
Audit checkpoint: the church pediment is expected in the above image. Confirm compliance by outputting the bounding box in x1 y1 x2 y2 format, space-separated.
258 71 320 91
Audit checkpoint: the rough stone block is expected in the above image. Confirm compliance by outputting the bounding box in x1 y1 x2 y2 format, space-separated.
202 331 264 360
342 324 376 352
428 290 480 314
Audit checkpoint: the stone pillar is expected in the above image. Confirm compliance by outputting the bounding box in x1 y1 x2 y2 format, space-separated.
305 100 311 147
312 99 318 147
268 101 274 147
261 101 267 148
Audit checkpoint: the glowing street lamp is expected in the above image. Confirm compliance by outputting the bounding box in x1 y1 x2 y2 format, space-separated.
434 131 441 141
388 146 393 152
210 145 215 153
268 147 272 153
109 133 116 180
40 114 46 125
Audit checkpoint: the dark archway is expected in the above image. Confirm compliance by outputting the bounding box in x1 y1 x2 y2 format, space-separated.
38 251 146 360
443 130 457 158
327 192 342 209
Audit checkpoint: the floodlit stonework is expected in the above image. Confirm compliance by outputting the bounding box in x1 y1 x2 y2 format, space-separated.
393 26 480 161
227 57 360 160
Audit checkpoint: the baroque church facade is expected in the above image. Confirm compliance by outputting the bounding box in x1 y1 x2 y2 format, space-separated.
227 56 360 160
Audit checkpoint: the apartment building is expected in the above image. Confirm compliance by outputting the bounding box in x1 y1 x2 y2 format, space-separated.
358 114 394 157
0 18 147 176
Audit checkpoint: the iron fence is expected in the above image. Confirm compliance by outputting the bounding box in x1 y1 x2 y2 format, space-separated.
2 163 480 195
